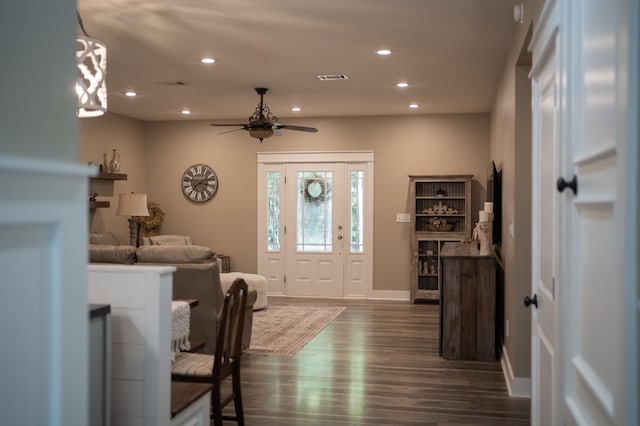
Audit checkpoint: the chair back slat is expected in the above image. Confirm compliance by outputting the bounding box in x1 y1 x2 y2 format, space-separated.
212 278 248 378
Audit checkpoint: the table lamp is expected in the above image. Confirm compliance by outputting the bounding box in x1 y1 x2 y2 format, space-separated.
116 192 149 246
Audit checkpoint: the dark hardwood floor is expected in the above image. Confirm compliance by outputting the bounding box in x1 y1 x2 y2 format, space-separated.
225 297 530 425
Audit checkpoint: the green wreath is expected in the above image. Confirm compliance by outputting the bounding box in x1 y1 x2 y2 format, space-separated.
303 178 326 206
137 202 165 231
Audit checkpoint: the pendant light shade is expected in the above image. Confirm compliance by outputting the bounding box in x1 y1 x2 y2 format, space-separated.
76 13 107 117
76 36 107 117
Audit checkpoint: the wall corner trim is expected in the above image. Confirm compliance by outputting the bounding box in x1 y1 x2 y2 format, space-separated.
501 344 532 398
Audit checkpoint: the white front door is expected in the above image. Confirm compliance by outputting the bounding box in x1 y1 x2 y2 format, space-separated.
285 163 345 297
257 151 374 299
530 0 638 424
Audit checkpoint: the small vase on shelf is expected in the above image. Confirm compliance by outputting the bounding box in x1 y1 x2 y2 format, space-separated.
108 149 120 173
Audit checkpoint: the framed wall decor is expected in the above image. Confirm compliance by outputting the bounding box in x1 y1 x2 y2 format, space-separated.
181 163 218 203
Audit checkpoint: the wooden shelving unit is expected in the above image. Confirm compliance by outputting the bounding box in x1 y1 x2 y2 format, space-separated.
409 174 472 303
89 172 128 209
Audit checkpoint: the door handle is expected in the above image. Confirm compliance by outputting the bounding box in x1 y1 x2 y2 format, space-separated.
556 175 578 195
524 294 538 309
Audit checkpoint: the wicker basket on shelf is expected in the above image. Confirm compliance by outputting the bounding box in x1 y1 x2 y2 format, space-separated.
426 223 454 232
424 217 455 232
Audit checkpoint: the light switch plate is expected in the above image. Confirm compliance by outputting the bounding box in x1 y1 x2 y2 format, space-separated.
396 213 411 223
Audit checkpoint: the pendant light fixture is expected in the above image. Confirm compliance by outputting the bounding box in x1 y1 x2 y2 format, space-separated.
76 12 107 117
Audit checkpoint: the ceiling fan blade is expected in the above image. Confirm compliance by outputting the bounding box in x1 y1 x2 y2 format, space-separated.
210 123 249 127
217 128 246 135
273 124 318 133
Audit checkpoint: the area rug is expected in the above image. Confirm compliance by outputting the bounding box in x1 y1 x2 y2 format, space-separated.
245 305 346 357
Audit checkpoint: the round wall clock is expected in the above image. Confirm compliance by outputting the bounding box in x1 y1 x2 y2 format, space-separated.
181 163 218 203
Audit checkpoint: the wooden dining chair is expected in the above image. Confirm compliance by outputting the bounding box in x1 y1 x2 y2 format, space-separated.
171 278 249 426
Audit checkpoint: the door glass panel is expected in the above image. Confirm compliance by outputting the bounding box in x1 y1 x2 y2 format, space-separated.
266 171 281 251
350 170 364 253
297 171 332 252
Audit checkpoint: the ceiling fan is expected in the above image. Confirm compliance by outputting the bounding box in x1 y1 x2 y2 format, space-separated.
211 87 318 142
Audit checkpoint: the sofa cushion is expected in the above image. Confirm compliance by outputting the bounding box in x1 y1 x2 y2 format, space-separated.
136 245 215 264
141 235 193 246
89 244 137 264
89 232 120 246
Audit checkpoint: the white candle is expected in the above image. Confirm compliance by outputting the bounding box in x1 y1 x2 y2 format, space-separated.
484 202 493 213
479 211 489 222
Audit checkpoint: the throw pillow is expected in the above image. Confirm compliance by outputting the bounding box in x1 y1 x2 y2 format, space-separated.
143 235 193 246
89 232 121 246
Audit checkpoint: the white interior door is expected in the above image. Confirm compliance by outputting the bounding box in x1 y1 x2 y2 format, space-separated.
561 0 636 424
530 13 560 424
530 0 638 424
285 163 345 297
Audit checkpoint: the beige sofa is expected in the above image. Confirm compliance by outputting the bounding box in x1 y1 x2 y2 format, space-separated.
88 233 256 354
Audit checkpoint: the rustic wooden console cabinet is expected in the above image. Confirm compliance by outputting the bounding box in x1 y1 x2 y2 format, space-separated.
439 242 497 361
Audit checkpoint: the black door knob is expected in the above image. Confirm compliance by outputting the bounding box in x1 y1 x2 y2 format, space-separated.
557 175 578 195
524 294 538 309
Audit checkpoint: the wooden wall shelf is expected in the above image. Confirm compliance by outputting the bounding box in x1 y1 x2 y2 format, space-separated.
89 201 110 209
89 172 127 209
92 172 127 180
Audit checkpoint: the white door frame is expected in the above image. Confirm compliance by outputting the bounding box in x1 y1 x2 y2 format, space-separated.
257 151 374 298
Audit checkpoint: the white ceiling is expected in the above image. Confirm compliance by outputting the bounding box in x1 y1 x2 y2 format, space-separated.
78 0 521 122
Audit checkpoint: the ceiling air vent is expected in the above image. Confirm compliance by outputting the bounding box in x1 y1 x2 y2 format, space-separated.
317 74 349 81
156 80 187 86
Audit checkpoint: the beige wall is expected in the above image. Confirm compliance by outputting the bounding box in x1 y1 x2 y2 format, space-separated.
81 113 148 244
1 4 78 161
82 113 491 292
489 0 543 383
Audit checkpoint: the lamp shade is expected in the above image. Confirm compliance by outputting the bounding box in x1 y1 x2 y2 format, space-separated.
76 35 107 117
116 193 149 217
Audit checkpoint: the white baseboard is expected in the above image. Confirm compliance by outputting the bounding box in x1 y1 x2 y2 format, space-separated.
501 344 531 398
266 290 410 301
368 290 410 301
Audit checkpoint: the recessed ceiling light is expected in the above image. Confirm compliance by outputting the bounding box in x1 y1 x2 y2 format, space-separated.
376 49 392 56
396 82 409 88
291 107 301 112
125 91 137 97
409 104 420 109
201 57 215 64
181 109 191 115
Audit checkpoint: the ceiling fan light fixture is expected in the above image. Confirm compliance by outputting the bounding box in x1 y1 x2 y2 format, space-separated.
211 88 318 142
249 128 274 142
